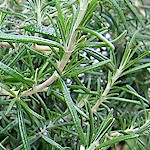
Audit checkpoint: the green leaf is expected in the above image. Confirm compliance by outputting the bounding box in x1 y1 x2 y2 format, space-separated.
0 119 18 135
0 83 16 97
134 121 150 134
0 9 26 19
64 58 85 74
75 105 89 119
68 85 90 93
42 135 65 150
17 102 31 150
8 47 27 67
77 41 107 48
5 99 16 115
65 60 110 76
84 48 115 71
64 52 80 72
77 27 115 50
115 86 149 104
93 110 115 141
46 14 61 43
50 89 89 119
107 97 148 106
56 1 66 44
122 62 150 76
0 143 7 150
135 34 150 41
26 45 48 60
20 100 45 120
124 51 148 70
35 93 51 119
20 24 56 38
80 0 98 26
119 42 131 67
112 30 127 43
0 33 63 48
0 62 34 86
96 134 139 149
110 0 128 30
27 50 34 73
14 134 41 150
124 0 146 28
86 102 94 146
60 79 87 145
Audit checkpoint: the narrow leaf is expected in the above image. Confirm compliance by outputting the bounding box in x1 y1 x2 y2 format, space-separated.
17 102 31 150
42 135 65 150
84 48 115 71
20 100 45 120
8 47 27 67
93 110 115 141
135 121 150 134
0 62 34 86
0 33 63 48
107 97 148 106
0 83 16 97
60 79 86 145
77 27 115 50
124 51 148 70
122 62 150 76
124 0 146 28
0 119 18 134
0 143 7 150
56 1 66 43
5 99 16 115
96 134 139 149
110 0 128 30
14 134 41 150
135 34 150 41
112 30 127 43
87 102 94 145
115 86 149 104
66 60 110 76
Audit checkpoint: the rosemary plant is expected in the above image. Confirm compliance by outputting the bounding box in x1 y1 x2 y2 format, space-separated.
0 0 150 149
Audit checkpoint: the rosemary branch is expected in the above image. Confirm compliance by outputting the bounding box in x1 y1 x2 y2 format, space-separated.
21 0 89 97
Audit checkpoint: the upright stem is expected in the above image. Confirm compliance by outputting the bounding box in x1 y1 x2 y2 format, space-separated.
36 1 42 26
92 68 123 112
21 0 89 97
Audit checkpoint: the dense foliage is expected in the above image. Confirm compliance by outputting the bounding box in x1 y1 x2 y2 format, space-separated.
0 0 150 149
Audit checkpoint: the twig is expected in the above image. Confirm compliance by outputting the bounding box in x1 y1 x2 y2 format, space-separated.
20 0 89 97
0 87 13 97
92 68 123 112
